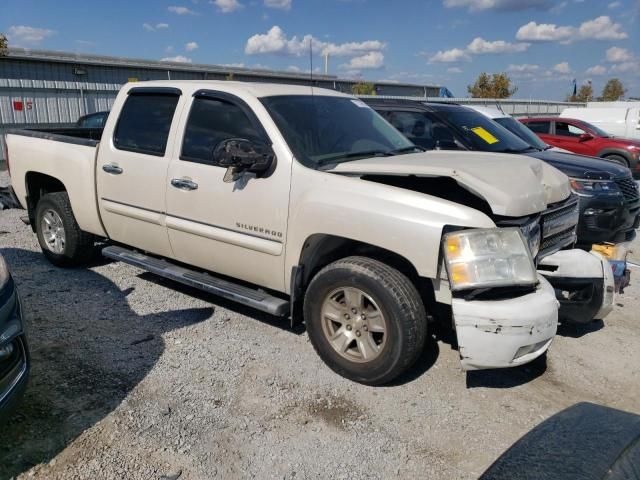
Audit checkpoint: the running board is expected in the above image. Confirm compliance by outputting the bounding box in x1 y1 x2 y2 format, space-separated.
102 246 289 316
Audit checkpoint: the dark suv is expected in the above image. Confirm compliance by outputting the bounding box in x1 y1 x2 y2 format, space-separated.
365 99 640 248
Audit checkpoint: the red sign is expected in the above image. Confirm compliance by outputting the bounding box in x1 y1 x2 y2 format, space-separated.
13 101 23 111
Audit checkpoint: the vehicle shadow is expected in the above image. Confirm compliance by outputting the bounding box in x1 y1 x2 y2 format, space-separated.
0 248 214 479
465 353 548 389
556 320 604 339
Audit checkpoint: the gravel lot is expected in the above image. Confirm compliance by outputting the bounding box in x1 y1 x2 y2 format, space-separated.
1 204 639 480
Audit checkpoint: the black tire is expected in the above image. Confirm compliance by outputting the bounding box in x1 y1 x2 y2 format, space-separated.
603 154 629 168
35 192 97 267
304 256 427 385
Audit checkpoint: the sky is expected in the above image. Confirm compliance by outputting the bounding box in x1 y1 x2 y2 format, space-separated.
2 0 639 100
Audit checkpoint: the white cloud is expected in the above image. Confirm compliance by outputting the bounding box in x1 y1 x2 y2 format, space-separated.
156 23 169 29
585 65 606 75
429 48 470 63
168 5 197 15
211 0 243 12
160 55 192 63
447 67 463 73
264 0 291 9
286 65 302 72
605 46 634 63
608 1 622 8
7 25 56 45
143 22 170 31
443 0 552 11
553 62 571 74
185 41 199 51
507 63 540 73
244 26 385 60
610 62 640 73
340 51 384 70
222 62 246 68
516 16 627 43
466 37 530 54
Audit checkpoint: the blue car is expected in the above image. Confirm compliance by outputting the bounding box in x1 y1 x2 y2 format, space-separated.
0 253 29 423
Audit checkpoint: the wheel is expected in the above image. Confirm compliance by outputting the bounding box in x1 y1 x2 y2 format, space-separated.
603 154 629 168
304 256 427 385
35 192 96 267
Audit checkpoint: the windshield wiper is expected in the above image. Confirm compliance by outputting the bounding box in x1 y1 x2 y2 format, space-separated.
499 147 536 154
389 145 425 154
317 149 394 166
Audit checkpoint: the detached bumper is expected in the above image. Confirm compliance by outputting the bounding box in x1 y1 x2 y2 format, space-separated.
539 250 614 324
453 275 558 371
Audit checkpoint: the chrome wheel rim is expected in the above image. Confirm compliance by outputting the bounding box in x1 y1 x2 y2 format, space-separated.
320 287 387 363
41 209 66 254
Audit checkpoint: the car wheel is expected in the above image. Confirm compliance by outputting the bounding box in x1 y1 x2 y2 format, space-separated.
603 154 629 168
304 256 427 385
35 192 97 267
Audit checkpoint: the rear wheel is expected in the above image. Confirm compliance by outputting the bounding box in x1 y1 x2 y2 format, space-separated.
35 192 97 267
304 256 427 385
603 154 629 168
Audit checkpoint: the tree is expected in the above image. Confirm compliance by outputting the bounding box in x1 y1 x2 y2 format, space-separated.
567 83 593 102
0 33 7 56
598 78 626 101
467 72 518 98
351 82 376 96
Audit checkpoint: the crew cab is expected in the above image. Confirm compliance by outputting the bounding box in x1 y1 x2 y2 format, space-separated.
4 81 613 384
364 98 623 323
519 116 640 175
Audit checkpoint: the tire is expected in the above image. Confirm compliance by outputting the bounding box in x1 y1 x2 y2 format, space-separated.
603 154 629 168
35 192 97 267
304 256 427 385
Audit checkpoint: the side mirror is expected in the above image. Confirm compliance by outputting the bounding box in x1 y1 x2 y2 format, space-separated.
435 139 460 150
578 133 593 142
213 138 275 183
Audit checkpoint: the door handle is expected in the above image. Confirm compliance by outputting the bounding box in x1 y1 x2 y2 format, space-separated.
102 164 123 175
171 178 198 191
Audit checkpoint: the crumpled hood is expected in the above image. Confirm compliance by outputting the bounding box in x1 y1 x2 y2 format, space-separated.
327 151 570 217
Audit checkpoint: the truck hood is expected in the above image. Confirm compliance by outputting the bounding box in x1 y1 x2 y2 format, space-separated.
326 151 570 217
526 150 631 180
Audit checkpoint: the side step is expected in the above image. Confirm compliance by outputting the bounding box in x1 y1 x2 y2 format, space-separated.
102 246 289 316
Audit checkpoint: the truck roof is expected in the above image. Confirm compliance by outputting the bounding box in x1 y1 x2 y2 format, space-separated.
121 80 351 99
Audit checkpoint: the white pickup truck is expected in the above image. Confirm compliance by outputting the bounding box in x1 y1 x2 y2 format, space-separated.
4 81 614 384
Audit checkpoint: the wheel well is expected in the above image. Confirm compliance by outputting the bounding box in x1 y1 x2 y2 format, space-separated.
291 234 435 325
600 151 630 167
25 172 67 230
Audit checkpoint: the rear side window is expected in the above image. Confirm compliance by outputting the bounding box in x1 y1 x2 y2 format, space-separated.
114 94 179 156
524 121 550 134
181 97 263 164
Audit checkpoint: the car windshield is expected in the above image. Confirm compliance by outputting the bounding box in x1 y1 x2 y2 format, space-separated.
494 116 548 150
261 95 417 167
435 109 534 153
577 120 611 137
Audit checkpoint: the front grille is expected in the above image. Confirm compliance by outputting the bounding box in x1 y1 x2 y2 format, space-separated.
615 177 639 203
539 227 576 257
540 196 579 237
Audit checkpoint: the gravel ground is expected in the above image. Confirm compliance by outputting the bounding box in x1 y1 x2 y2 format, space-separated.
1 206 639 480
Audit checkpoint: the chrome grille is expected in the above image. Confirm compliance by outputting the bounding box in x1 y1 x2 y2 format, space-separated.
615 177 639 203
538 196 579 258
539 227 576 257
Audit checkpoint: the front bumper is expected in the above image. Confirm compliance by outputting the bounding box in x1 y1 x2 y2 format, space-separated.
576 194 639 247
453 275 558 371
0 278 30 424
538 250 614 324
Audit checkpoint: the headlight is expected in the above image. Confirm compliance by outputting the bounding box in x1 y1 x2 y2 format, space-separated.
443 228 537 291
0 255 9 291
569 178 622 197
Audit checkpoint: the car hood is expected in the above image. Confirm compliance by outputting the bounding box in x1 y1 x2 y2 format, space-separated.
607 136 640 148
526 150 631 180
327 151 570 217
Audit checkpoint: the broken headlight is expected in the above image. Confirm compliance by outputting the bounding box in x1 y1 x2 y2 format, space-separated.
443 228 537 291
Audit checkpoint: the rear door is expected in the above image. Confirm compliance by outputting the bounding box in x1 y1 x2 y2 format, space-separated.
164 90 291 291
522 119 552 144
552 120 594 155
96 87 182 257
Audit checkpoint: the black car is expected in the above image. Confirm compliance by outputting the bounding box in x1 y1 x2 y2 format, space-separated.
0 253 29 423
365 99 640 248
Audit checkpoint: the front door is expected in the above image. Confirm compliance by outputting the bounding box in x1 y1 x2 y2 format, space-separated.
165 91 291 291
552 121 593 155
97 87 182 257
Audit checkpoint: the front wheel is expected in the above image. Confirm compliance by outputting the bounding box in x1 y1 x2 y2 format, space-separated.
603 154 629 168
304 256 427 385
35 192 97 267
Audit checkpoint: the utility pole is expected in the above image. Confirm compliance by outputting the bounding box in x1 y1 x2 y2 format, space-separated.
324 53 329 75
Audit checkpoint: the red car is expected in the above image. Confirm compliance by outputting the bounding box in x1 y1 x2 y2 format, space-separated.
520 116 640 175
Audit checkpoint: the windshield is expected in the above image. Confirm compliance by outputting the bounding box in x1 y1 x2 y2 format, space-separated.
495 116 548 150
261 95 416 167
436 109 534 153
578 120 611 137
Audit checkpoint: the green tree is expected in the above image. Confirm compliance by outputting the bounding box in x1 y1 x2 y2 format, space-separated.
0 33 8 56
598 78 626 101
351 82 376 96
567 83 593 102
467 72 517 98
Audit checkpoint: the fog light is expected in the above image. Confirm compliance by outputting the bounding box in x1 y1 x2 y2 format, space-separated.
0 342 14 362
513 340 548 360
